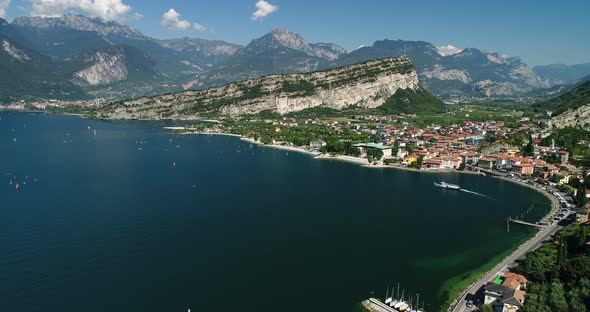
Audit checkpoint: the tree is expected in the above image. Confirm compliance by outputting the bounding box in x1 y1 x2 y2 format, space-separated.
458 158 466 170
367 148 384 163
575 186 588 207
481 304 493 312
392 140 399 156
524 133 535 156
549 281 568 312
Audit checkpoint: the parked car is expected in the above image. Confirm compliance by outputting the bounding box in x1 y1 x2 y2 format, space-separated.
466 300 474 308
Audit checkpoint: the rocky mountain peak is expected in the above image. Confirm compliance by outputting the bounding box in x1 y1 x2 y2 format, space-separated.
12 14 145 40
251 28 345 60
0 18 7 26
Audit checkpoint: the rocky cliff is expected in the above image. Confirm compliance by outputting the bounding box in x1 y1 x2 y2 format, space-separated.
549 104 590 131
98 57 418 119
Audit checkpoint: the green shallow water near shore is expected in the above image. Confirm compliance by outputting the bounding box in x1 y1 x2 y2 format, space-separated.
0 112 550 312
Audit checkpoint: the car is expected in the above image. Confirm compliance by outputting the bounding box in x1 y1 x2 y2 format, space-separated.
466 300 474 308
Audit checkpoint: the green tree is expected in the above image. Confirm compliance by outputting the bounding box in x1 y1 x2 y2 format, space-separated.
549 281 568 312
392 140 399 156
458 158 466 170
575 186 588 207
481 304 493 312
524 133 535 156
367 148 384 162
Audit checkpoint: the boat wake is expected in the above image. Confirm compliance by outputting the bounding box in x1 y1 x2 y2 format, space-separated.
459 188 490 198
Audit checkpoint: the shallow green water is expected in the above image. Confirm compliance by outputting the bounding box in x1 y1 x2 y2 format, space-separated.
0 112 549 312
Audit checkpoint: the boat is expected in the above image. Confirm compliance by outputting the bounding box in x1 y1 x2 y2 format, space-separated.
434 181 460 190
394 289 406 310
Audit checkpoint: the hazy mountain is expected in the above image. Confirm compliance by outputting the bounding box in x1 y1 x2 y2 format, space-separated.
0 15 244 102
533 63 590 87
9 15 239 78
157 37 241 71
534 79 590 116
198 28 347 87
331 40 543 98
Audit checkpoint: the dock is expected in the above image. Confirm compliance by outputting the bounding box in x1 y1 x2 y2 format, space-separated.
508 217 546 229
363 298 397 312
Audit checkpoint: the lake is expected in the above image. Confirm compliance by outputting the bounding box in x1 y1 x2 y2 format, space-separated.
0 112 549 312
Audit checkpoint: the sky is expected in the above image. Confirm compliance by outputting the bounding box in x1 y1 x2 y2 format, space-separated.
1 0 589 66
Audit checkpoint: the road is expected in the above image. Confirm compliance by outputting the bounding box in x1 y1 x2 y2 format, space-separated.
449 223 561 312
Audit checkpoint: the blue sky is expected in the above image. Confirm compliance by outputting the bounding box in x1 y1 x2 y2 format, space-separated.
2 0 589 66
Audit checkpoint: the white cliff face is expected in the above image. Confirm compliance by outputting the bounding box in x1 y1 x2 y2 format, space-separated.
101 57 418 119
73 49 128 86
549 104 590 131
422 65 471 84
266 28 346 60
2 40 31 62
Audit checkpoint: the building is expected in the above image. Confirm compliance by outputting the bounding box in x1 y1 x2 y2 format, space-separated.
556 151 569 164
353 143 393 159
484 282 525 312
309 140 326 149
466 136 485 145
512 163 534 175
502 273 528 291
478 157 495 169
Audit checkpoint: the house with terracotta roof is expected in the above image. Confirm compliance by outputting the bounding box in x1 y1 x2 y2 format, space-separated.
502 272 528 290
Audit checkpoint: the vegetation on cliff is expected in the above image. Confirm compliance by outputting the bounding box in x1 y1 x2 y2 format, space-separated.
534 80 590 116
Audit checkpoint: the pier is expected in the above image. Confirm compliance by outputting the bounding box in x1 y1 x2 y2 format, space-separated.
508 217 546 229
363 298 398 312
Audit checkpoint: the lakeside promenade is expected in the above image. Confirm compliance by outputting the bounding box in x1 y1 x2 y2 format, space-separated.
447 183 562 312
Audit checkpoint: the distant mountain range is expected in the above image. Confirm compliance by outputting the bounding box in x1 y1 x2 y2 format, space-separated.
1 14 589 104
533 63 590 87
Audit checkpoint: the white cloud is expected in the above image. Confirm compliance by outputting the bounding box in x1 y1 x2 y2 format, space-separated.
132 12 143 21
30 0 133 22
436 45 463 56
251 0 277 21
161 8 190 31
193 22 206 32
0 0 11 18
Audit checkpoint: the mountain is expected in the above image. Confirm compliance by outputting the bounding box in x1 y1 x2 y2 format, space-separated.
534 79 590 116
97 57 427 119
0 15 245 102
0 37 85 102
157 37 241 71
533 63 590 87
197 28 347 87
331 40 543 99
64 45 161 86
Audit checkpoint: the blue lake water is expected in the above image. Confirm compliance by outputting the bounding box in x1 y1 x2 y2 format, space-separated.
0 112 549 312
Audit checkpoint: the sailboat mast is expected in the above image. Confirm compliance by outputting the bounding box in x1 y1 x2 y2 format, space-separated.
416 294 420 309
385 284 389 301
397 283 400 299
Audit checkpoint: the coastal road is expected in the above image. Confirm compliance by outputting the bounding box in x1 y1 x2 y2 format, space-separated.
450 222 561 312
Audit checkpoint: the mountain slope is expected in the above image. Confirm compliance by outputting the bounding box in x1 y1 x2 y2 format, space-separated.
197 28 346 87
64 45 161 86
533 63 590 87
0 37 85 102
331 40 542 98
9 15 237 78
98 58 422 119
534 79 590 116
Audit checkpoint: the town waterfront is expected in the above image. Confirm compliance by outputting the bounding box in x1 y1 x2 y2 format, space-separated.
0 112 550 312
